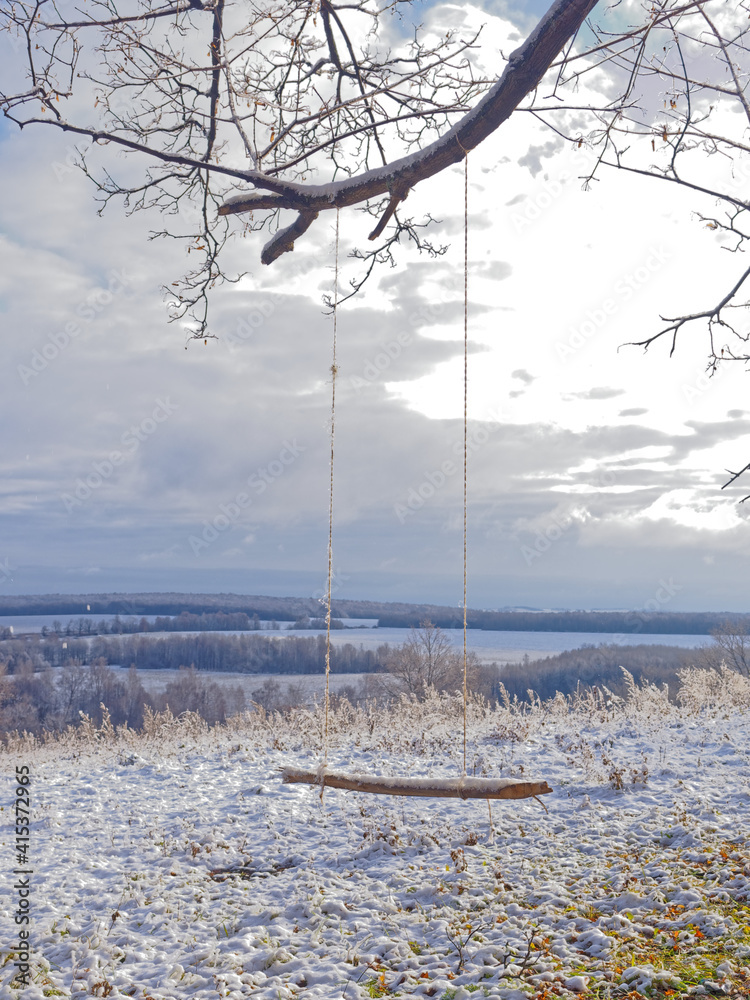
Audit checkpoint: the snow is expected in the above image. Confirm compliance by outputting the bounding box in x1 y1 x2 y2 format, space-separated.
281 768 552 799
2 672 749 999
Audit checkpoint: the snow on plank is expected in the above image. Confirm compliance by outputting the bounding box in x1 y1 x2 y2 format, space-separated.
280 767 552 798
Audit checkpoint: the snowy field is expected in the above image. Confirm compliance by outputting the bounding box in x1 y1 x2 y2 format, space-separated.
124 629 709 666
104 667 369 702
2 667 749 999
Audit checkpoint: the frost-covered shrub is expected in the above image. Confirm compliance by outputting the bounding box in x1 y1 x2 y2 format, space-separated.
677 664 750 714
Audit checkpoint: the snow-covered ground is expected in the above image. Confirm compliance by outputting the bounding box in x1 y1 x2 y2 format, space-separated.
104 667 369 701
2 667 749 999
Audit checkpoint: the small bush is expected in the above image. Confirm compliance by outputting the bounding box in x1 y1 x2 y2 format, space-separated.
495 643 699 703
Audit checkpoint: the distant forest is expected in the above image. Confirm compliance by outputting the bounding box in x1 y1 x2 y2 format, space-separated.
0 632 386 675
0 591 747 634
0 634 714 740
497 644 698 703
1 611 308 638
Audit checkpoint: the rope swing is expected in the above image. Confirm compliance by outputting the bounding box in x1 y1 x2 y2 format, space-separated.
282 157 552 803
322 207 340 773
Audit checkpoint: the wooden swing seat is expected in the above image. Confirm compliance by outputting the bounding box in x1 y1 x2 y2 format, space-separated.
281 767 552 799
292 195 553 811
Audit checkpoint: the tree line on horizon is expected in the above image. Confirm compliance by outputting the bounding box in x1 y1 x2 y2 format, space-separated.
0 593 747 635
0 660 244 736
0 631 386 676
0 620 740 741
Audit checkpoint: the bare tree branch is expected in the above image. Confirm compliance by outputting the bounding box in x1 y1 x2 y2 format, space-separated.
217 0 602 262
4 0 750 425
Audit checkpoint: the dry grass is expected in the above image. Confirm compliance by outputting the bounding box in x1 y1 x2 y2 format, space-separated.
3 666 748 767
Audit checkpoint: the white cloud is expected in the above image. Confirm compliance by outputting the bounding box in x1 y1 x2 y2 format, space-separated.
1 1 749 610
638 489 746 533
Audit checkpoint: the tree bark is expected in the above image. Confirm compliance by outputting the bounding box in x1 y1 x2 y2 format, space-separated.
218 0 600 262
281 767 553 799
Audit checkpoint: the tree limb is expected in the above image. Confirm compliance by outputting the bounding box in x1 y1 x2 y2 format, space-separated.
368 186 408 240
281 767 553 799
218 0 601 262
261 210 320 264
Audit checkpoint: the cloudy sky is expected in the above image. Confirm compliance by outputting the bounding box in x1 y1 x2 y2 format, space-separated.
1 0 749 613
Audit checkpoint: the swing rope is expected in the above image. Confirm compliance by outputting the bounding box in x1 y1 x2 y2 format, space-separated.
282 171 553 804
462 148 469 777
323 207 340 767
